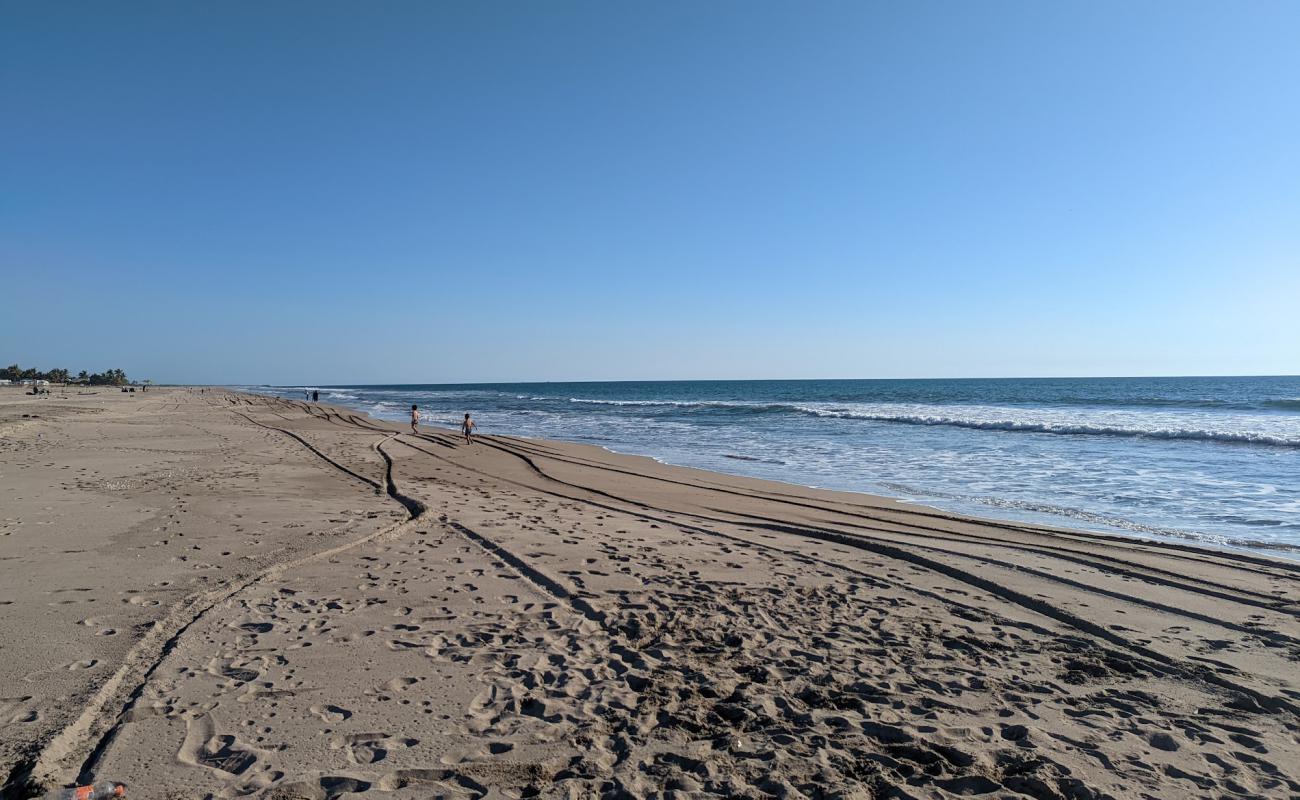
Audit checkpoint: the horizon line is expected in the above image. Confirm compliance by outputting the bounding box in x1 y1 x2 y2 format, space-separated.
193 373 1300 387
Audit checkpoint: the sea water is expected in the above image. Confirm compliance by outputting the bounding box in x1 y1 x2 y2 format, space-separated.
245 377 1300 557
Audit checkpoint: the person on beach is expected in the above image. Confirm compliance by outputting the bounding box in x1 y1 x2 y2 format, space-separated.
462 412 476 444
312 390 319 402
410 405 420 434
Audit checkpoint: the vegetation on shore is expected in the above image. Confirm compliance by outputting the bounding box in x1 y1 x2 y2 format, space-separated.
1 364 132 385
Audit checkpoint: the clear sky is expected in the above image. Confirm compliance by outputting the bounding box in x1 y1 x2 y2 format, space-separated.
3 1 1297 384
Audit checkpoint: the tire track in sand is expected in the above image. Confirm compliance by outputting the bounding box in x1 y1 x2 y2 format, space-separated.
467 434 1300 719
13 413 426 797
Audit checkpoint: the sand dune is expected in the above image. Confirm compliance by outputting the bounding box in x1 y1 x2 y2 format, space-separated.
2 388 1297 799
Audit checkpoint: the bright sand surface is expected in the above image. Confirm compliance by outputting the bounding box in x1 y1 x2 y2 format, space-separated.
2 388 1298 799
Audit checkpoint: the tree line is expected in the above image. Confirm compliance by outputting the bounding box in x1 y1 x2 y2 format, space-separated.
1 364 132 386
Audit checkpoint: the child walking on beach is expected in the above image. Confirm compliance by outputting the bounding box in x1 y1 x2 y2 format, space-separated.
462 412 475 444
410 405 420 434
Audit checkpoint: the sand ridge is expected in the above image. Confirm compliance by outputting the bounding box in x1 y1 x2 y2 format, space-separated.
2 388 1298 798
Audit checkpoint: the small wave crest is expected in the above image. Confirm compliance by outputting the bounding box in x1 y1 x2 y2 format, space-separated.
1051 396 1300 412
570 397 702 407
721 453 786 465
570 397 1300 448
793 407 1300 448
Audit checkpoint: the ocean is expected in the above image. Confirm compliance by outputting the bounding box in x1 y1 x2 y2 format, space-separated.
242 376 1300 558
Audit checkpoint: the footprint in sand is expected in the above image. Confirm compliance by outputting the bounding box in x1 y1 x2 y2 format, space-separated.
178 714 257 776
309 704 353 724
386 638 425 650
1 696 39 725
440 740 515 764
330 732 418 765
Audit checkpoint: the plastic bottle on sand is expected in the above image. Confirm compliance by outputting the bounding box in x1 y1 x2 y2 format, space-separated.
43 783 125 799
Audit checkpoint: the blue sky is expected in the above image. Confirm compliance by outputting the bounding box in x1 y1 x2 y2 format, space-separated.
3 1 1297 384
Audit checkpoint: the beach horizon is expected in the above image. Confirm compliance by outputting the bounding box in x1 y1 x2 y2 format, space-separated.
3 386 1298 799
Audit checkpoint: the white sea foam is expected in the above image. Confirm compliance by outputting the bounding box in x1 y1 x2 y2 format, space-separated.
570 397 1300 448
791 405 1300 448
570 397 701 407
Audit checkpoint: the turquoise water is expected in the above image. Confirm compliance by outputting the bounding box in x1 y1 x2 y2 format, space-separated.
247 377 1300 556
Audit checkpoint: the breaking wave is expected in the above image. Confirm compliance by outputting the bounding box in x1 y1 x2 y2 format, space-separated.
568 398 1300 448
792 407 1300 448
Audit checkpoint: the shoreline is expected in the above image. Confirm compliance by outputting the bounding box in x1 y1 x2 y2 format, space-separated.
244 386 1300 562
3 387 1298 798
570 441 1300 561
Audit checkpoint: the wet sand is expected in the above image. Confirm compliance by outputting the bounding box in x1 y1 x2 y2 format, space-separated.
2 388 1298 799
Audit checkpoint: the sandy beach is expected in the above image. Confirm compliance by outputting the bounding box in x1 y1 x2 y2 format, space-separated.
2 387 1298 800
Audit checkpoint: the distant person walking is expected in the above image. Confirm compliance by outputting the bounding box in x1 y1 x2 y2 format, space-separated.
312 390 319 402
410 405 421 434
462 413 476 444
